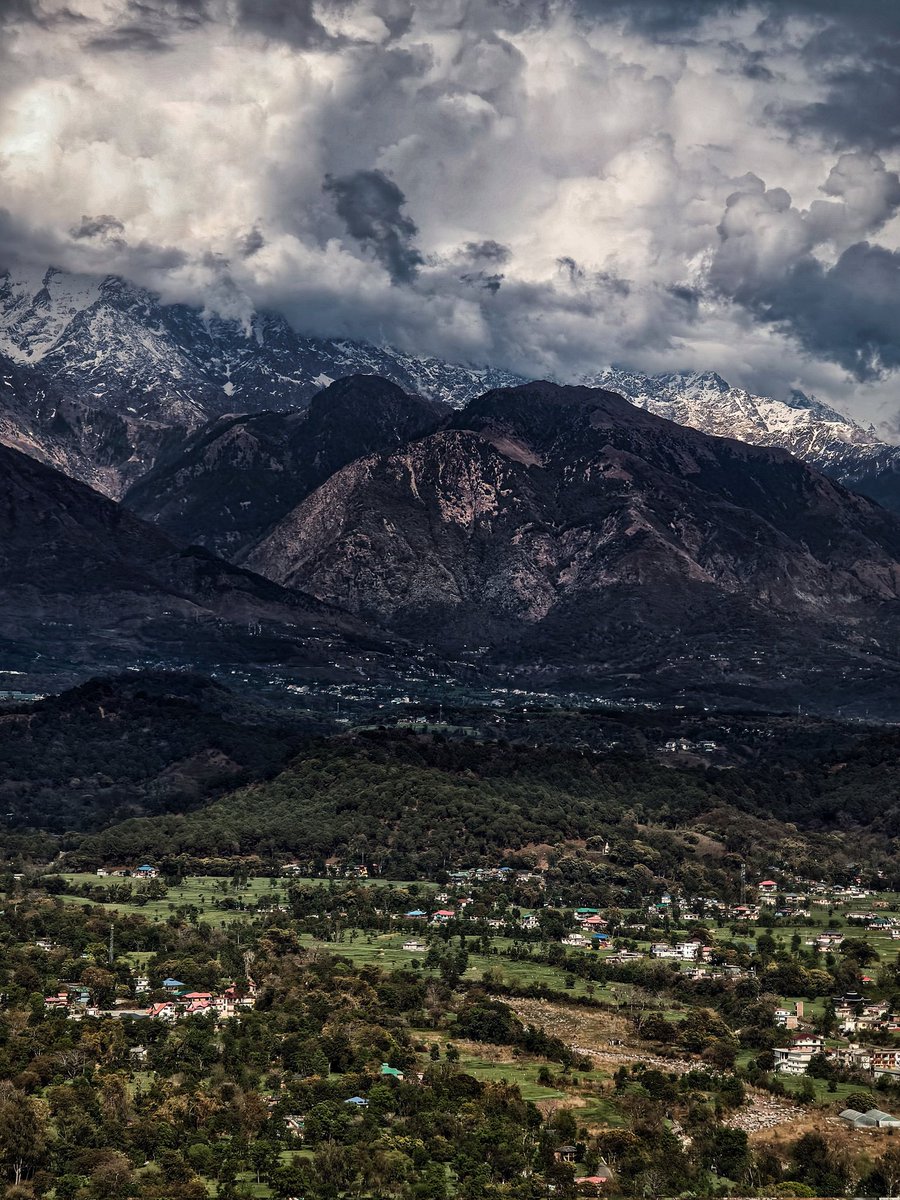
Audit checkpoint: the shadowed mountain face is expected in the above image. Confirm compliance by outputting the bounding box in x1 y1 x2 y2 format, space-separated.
123 376 444 556
241 382 900 690
0 441 396 686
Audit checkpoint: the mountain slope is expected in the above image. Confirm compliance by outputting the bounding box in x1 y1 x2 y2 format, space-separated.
0 267 521 496
0 672 309 832
0 441 394 687
242 380 900 710
123 375 444 555
588 368 900 512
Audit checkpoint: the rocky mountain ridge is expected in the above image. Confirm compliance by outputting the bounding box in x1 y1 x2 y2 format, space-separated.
0 439 399 689
240 380 900 718
0 266 520 496
4 265 900 514
124 376 444 556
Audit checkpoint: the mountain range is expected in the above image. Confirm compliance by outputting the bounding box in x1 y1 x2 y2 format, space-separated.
0 266 518 497
4 266 900 713
4 266 900 514
590 369 900 513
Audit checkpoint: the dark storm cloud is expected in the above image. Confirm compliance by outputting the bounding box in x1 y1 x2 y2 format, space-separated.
757 243 900 379
235 0 328 47
0 0 87 27
70 214 126 242
785 55 900 152
239 227 265 257
84 0 210 53
324 169 423 285
578 0 900 153
576 0 900 36
0 0 40 23
712 160 900 379
460 271 504 294
464 240 511 264
88 24 171 51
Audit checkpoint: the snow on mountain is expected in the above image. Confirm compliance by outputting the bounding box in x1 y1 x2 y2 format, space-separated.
2 265 900 513
0 267 103 364
0 267 522 496
582 368 900 510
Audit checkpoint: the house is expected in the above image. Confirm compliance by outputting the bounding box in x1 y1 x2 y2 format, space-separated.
405 910 427 919
520 913 540 931
344 1096 368 1107
430 910 455 924
185 999 214 1017
284 1115 305 1139
134 864 158 879
43 992 69 1010
650 944 680 959
380 1063 404 1081
830 1044 871 1072
757 880 778 894
555 1145 578 1163
129 1045 148 1063
162 978 185 993
774 1036 824 1075
95 868 109 877
575 1166 614 1193
580 915 607 931
562 933 590 949
871 1049 900 1076
402 940 427 952
133 974 150 994
147 1002 177 1021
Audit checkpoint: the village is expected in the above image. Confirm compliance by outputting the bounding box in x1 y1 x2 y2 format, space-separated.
40 859 900 1098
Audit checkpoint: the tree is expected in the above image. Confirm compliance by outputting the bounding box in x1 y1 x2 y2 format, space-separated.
0 1091 47 1186
703 1127 749 1182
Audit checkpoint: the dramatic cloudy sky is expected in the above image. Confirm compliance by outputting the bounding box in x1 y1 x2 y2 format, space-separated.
3 0 900 428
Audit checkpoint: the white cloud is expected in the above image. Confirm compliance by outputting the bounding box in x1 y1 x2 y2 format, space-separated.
0 0 899 428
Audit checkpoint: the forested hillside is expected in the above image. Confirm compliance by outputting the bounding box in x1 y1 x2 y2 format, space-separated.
0 673 312 832
72 730 900 880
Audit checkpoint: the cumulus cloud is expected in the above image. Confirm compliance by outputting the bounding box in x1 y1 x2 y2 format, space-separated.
1 0 900 426
711 154 900 377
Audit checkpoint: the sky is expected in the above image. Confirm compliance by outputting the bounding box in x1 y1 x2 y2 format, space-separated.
2 0 900 430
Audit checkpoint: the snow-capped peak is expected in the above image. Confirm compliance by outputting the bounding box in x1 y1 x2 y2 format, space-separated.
585 366 889 469
0 266 103 363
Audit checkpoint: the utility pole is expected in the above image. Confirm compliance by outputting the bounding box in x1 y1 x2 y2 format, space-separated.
108 923 115 965
740 863 746 908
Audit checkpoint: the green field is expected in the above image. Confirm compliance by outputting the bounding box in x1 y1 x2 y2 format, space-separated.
52 874 435 928
297 930 618 999
54 874 290 927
